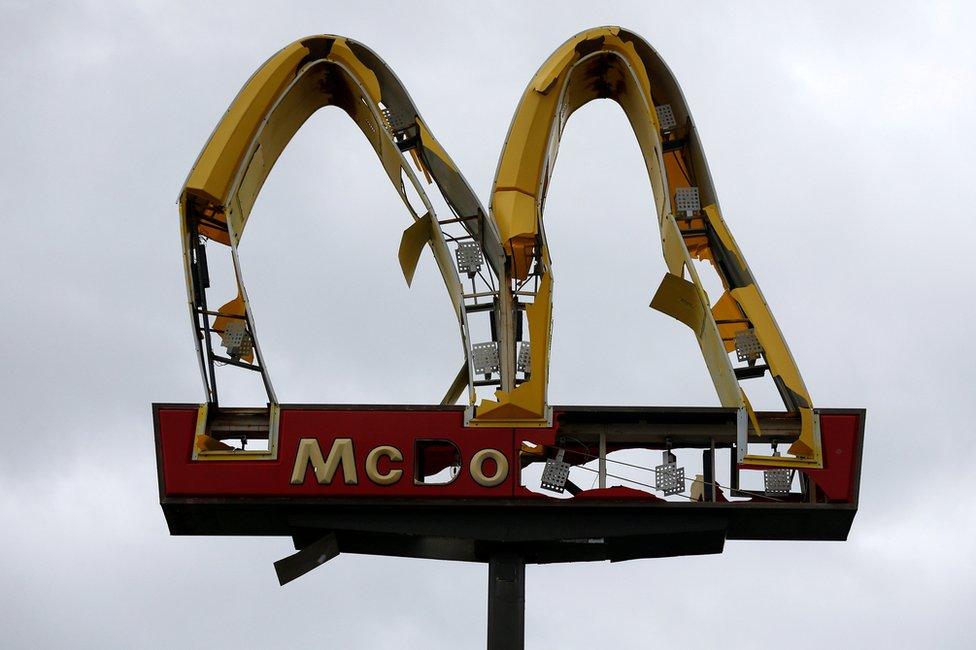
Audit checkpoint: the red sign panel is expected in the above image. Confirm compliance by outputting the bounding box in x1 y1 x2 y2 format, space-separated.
158 406 523 498
157 405 861 504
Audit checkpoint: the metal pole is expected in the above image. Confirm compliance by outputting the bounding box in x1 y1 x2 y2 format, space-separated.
598 432 607 489
487 553 525 650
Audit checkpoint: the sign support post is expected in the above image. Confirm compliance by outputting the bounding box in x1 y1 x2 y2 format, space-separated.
487 553 525 650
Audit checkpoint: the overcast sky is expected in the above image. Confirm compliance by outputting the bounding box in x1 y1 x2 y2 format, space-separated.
1 1 974 647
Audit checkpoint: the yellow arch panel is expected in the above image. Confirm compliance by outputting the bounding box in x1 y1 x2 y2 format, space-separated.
180 35 496 414
472 27 820 467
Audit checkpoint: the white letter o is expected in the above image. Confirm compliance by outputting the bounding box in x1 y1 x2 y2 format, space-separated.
469 448 509 487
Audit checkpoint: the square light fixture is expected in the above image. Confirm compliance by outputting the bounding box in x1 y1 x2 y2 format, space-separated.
455 241 483 275
472 341 500 375
220 320 252 360
541 449 571 493
655 103 677 131
735 328 763 363
764 468 793 494
655 451 685 496
674 187 700 215
517 341 531 374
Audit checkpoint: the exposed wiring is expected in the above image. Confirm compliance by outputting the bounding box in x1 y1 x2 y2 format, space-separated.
572 464 698 502
550 436 784 502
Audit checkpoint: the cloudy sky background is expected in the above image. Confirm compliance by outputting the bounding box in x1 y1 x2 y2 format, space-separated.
1 0 974 647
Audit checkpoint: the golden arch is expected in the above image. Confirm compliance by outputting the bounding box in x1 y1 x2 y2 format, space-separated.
470 27 820 467
179 35 503 415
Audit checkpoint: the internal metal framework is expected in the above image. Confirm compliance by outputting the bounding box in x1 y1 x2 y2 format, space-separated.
179 28 824 469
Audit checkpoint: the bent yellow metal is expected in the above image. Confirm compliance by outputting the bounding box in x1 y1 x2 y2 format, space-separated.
180 35 503 423
473 27 819 468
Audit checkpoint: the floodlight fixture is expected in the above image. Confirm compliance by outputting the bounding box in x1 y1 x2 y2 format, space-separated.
455 241 483 276
541 448 571 493
674 186 700 217
472 341 500 376
220 320 252 361
655 103 677 131
735 328 763 363
517 341 531 374
655 448 685 496
763 447 794 494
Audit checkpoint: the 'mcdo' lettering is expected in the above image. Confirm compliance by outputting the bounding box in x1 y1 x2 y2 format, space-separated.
289 438 509 488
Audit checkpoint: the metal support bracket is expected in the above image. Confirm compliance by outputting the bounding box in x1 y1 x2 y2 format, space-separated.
274 532 340 586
